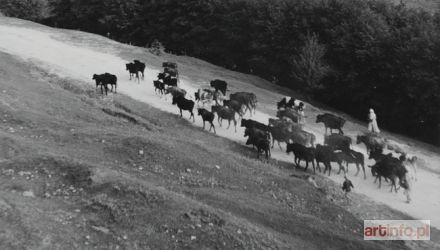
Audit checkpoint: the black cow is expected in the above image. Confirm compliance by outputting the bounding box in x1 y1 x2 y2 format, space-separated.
241 119 269 132
286 143 316 173
92 73 117 95
164 67 178 77
158 73 178 87
92 74 109 95
133 60 146 79
153 80 165 95
324 134 351 152
172 96 195 122
246 136 271 160
162 62 177 69
316 113 346 135
198 108 216 133
369 155 408 193
315 144 333 175
126 63 140 82
210 79 227 95
277 97 295 110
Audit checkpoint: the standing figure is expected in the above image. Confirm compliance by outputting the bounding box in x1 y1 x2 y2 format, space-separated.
342 176 354 197
368 108 380 133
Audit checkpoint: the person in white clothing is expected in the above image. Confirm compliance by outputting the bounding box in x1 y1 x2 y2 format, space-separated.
367 108 380 133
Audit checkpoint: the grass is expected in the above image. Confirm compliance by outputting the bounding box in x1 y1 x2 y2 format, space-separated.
0 48 417 249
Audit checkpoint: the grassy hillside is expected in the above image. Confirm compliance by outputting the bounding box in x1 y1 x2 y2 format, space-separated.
0 46 419 248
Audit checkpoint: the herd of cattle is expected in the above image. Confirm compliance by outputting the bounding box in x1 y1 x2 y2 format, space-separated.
92 60 418 196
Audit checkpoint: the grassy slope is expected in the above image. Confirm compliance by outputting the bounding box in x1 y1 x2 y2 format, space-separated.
0 48 413 249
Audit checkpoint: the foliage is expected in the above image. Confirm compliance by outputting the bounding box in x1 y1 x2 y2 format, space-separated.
290 33 330 93
5 0 440 145
0 0 48 21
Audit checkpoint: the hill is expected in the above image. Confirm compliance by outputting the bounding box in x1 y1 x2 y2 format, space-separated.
0 16 439 249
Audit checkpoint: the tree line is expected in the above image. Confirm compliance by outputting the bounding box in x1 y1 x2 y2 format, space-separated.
2 0 440 145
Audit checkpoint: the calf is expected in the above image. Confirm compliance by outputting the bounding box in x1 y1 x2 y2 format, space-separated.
198 108 216 133
211 105 237 132
172 96 195 122
286 143 316 173
153 80 165 95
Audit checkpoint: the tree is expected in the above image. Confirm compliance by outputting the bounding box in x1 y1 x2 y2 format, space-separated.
290 33 330 93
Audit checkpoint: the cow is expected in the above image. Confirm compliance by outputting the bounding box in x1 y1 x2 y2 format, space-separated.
324 134 351 152
172 96 195 122
133 60 146 79
286 143 316 173
356 133 386 154
315 144 333 175
165 86 186 99
153 80 165 95
210 79 227 95
164 67 178 78
223 99 244 117
211 105 237 132
276 108 299 123
277 97 305 111
245 134 271 160
289 129 316 147
316 113 345 135
241 119 269 132
162 62 177 69
92 73 117 95
198 108 216 133
369 156 408 193
126 63 140 82
158 73 178 87
92 74 109 95
268 124 291 149
230 92 257 116
195 89 214 105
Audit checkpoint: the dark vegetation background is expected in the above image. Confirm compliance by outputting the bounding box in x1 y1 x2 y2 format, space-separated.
1 0 440 146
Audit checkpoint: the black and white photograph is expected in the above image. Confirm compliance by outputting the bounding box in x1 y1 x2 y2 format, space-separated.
0 0 439 249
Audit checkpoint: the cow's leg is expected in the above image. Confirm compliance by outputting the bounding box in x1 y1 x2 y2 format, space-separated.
233 119 237 132
278 141 282 150
362 164 366 180
304 161 308 172
378 177 382 188
179 109 183 118
203 120 206 129
191 111 195 122
312 161 316 174
218 117 222 127
355 163 360 176
227 119 231 129
338 127 344 135
271 137 275 149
